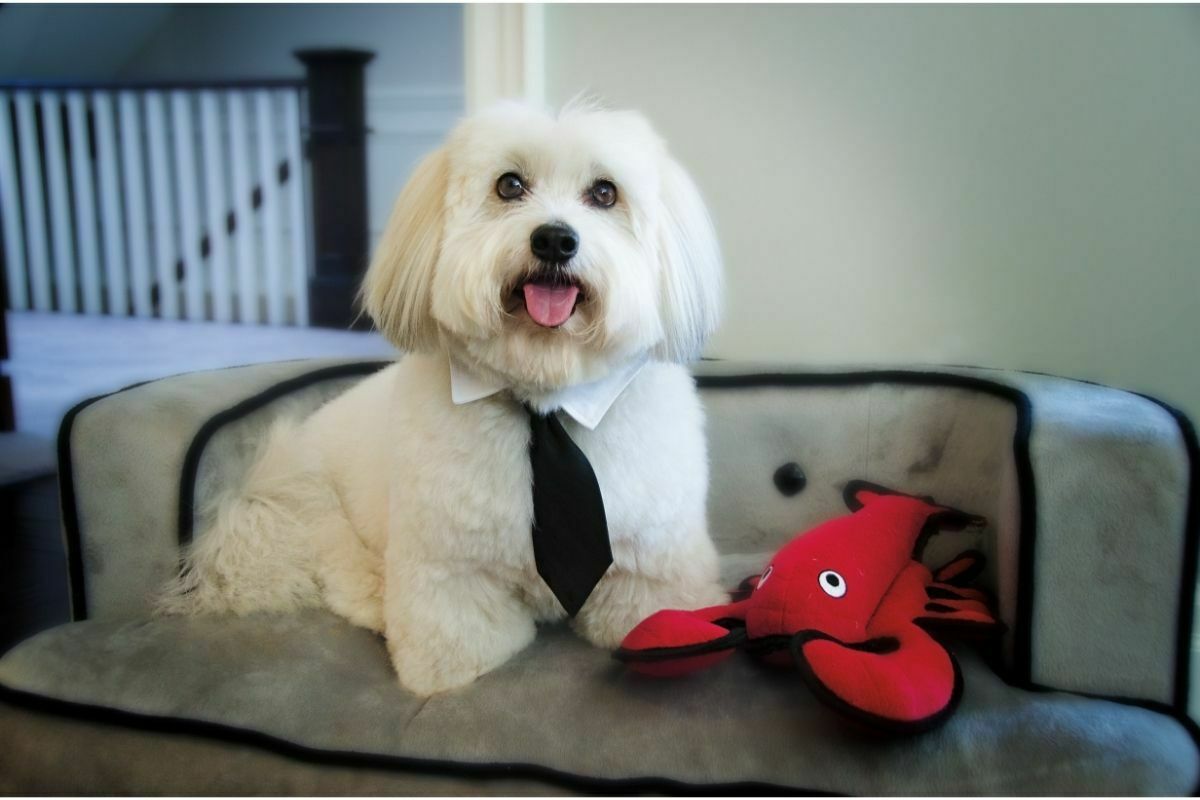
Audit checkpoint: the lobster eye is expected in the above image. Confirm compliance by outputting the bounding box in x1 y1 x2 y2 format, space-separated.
757 565 773 589
818 570 846 598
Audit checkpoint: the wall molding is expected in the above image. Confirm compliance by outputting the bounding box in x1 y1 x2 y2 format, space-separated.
367 85 463 136
464 4 544 113
361 84 463 238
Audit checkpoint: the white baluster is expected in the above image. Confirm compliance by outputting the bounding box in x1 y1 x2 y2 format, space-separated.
93 92 129 315
171 91 204 321
66 92 102 314
39 91 77 312
118 91 153 318
199 91 232 323
282 89 309 326
0 92 29 311
255 89 284 325
228 91 258 324
144 91 178 319
14 92 51 311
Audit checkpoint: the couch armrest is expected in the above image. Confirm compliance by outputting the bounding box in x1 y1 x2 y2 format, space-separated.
59 359 387 622
695 362 1197 711
1001 370 1195 708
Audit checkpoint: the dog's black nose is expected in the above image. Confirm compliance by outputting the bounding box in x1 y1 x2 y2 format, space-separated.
530 223 579 262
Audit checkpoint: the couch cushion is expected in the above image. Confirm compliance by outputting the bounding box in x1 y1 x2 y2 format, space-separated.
1 611 1195 795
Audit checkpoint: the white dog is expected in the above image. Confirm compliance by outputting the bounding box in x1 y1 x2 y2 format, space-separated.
160 100 726 696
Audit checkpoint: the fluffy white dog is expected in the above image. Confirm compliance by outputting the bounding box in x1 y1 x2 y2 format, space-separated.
160 100 727 696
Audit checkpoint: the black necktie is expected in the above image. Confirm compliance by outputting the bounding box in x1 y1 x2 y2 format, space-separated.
526 405 613 616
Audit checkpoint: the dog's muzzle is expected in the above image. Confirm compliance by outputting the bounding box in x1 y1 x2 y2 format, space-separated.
518 223 584 328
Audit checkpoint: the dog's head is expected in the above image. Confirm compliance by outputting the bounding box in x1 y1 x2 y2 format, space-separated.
362 100 722 391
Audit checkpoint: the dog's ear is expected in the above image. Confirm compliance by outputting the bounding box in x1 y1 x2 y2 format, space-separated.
654 157 723 363
361 146 448 352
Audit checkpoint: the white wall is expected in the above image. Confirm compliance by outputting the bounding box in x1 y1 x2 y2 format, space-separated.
118 4 464 240
545 5 1200 420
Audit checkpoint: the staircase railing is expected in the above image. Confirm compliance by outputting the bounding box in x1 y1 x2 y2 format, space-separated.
0 77 312 325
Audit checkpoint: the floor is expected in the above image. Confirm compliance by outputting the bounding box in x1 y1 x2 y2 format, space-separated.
5 310 398 440
0 469 65 654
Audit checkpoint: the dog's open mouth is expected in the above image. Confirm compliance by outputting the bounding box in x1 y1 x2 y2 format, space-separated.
518 268 583 328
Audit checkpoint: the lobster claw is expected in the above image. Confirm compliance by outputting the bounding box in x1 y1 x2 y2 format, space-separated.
614 609 746 678
790 625 962 733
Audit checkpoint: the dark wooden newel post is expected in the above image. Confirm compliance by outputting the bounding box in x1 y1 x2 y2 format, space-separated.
0 262 12 431
295 48 375 329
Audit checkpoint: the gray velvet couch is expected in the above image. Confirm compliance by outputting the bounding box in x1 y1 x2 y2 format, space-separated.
1 358 1197 794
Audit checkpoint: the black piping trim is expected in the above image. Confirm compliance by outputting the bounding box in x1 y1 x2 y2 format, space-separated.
695 371 1040 688
1134 393 1200 715
57 379 159 621
57 395 107 622
176 361 389 547
0 681 838 796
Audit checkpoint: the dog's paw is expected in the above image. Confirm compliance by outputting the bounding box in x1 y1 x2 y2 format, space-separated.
392 662 482 697
387 640 508 697
574 574 732 649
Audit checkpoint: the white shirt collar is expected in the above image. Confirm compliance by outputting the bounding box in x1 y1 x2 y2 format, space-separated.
449 354 647 430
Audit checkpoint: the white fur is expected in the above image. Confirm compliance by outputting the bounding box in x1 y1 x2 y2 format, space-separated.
158 101 726 696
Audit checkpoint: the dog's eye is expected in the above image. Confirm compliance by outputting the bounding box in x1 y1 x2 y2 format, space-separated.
589 179 618 208
496 173 526 201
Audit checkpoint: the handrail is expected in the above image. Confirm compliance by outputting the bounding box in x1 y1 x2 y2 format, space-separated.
0 78 306 92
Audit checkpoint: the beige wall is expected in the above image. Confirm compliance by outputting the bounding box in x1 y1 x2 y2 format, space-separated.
545 5 1200 418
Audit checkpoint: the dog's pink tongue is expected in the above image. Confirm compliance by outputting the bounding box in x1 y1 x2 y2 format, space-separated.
522 283 579 328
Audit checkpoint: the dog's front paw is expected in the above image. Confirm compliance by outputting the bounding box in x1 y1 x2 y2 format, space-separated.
383 577 539 697
390 649 487 697
387 625 535 696
574 574 729 650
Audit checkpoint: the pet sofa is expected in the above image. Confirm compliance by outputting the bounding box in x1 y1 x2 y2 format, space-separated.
0 358 1196 794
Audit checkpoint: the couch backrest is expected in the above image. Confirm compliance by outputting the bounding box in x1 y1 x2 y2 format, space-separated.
697 369 1021 600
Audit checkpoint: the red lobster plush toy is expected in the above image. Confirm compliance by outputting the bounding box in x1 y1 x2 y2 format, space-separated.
616 481 1003 733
